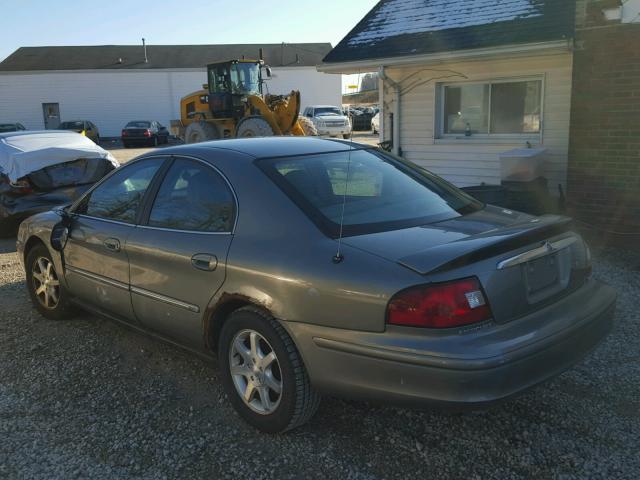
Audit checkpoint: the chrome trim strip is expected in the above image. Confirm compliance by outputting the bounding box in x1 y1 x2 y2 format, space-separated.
74 214 134 227
497 236 577 270
130 286 200 313
136 225 232 236
65 265 129 290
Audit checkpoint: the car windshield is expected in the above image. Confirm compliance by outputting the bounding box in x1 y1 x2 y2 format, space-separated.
230 63 260 95
59 121 84 129
126 121 151 128
260 149 483 237
314 107 342 116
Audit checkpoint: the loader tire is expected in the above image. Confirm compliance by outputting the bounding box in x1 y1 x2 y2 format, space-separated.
297 116 318 136
185 121 220 144
236 116 275 138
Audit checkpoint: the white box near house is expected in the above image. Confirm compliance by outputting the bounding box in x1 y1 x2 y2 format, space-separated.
499 147 547 182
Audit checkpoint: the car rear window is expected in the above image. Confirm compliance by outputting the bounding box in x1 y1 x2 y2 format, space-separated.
126 121 151 128
59 121 84 129
259 149 482 237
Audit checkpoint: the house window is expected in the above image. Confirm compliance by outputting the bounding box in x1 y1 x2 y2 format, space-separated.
440 79 542 137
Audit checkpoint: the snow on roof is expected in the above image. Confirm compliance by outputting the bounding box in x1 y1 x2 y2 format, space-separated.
348 0 543 46
323 0 574 64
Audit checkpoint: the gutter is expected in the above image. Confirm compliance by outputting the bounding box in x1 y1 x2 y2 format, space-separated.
318 40 573 74
378 67 401 156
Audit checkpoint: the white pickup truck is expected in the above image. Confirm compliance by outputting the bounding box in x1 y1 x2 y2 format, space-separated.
302 105 352 139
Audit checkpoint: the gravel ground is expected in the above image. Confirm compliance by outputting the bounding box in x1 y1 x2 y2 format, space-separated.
0 237 638 479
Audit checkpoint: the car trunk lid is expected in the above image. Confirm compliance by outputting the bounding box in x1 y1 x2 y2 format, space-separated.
343 206 591 323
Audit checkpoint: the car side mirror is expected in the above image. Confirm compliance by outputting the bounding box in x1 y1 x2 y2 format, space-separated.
50 209 73 251
50 224 69 252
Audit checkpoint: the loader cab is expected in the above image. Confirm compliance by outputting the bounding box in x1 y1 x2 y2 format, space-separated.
207 60 264 119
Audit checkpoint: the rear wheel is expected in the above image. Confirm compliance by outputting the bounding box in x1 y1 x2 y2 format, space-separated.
25 244 75 320
343 134 351 140
218 306 320 433
185 121 220 144
297 116 318 136
235 117 275 138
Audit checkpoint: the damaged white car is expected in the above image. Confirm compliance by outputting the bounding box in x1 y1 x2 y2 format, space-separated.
0 131 119 235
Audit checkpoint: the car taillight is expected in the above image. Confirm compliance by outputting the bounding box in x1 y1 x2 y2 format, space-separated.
10 178 33 194
143 129 151 137
387 277 492 329
122 130 128 136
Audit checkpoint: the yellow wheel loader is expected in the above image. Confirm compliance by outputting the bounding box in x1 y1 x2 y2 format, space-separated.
172 59 316 143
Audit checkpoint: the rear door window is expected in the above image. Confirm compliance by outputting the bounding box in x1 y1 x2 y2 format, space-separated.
147 158 235 232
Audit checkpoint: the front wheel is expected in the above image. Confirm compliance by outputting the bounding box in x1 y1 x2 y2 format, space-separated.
343 134 351 139
218 306 320 433
25 243 76 320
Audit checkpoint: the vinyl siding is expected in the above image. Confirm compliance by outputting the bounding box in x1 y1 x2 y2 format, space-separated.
382 52 573 191
0 67 341 137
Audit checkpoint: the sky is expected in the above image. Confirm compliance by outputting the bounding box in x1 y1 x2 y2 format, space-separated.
0 0 379 92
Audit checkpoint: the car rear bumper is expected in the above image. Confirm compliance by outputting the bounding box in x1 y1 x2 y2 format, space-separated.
122 136 153 142
285 278 616 407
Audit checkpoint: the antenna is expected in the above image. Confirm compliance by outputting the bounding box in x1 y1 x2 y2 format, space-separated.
333 72 360 264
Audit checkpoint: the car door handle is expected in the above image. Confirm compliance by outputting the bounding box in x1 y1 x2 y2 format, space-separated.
103 238 121 252
191 253 218 272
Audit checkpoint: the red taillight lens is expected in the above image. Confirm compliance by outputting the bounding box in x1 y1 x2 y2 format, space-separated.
387 277 492 328
121 130 128 136
143 129 151 137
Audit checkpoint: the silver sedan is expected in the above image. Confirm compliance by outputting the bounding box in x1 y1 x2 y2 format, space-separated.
16 137 616 433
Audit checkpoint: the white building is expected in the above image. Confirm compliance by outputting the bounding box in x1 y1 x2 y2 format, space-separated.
0 43 340 137
320 1 576 192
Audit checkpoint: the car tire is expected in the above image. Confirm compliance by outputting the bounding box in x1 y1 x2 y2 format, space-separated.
122 141 130 148
25 243 76 321
343 134 351 139
235 116 275 138
152 136 158 147
218 306 321 433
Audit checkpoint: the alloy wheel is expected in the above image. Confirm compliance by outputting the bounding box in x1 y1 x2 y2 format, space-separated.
31 257 60 310
229 329 283 415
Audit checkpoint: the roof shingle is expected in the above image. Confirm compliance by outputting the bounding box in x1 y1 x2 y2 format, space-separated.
324 0 575 64
0 43 332 72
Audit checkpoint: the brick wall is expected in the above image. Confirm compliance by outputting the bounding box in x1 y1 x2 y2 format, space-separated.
567 1 640 237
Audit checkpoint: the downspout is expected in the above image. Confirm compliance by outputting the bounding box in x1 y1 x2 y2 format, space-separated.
378 66 401 156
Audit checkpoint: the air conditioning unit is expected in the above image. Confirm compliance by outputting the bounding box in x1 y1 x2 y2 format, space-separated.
500 147 547 182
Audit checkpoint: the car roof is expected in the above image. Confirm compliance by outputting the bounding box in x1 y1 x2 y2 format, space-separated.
162 136 374 160
0 130 79 139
